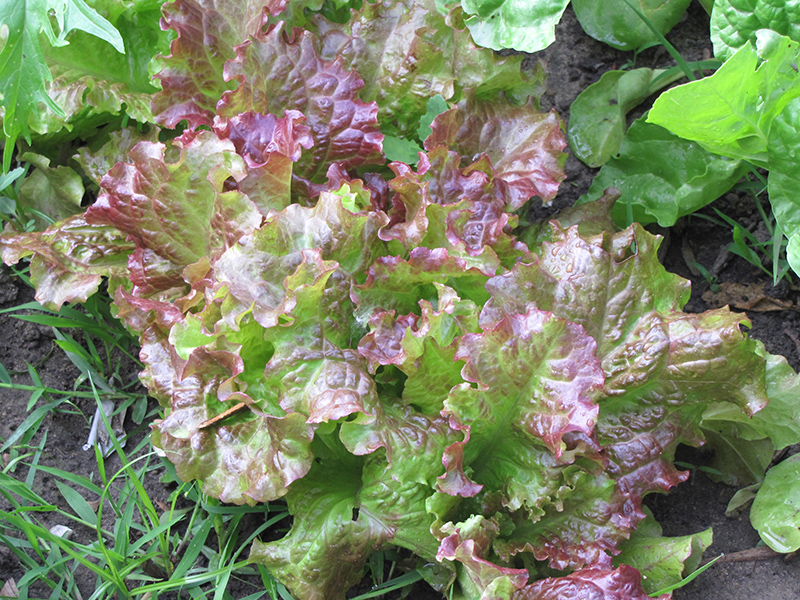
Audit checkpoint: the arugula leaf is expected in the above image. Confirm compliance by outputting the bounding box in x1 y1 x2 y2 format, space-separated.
0 0 125 168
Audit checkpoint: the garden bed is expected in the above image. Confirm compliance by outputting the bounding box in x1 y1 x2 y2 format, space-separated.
1 2 800 599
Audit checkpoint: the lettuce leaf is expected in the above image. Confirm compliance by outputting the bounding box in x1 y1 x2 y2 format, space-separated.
3 1 797 598
711 0 800 61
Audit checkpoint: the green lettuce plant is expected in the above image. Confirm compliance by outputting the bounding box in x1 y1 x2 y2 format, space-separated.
2 1 800 598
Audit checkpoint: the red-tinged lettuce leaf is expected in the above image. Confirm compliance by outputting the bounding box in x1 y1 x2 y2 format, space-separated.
309 0 545 135
437 515 529 599
86 131 261 290
152 0 274 128
262 344 381 425
426 97 567 208
482 221 770 519
494 468 631 569
148 338 315 504
74 127 160 185
212 110 314 214
352 247 490 324
212 190 388 329
481 224 688 366
380 147 529 265
249 460 389 600
512 565 667 600
0 215 134 309
438 516 663 599
219 23 383 181
447 309 603 460
358 284 478 413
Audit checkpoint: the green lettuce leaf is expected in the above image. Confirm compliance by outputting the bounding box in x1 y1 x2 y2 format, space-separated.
572 0 692 51
750 454 800 553
711 0 800 61
568 68 684 168
767 96 800 275
249 461 387 599
614 509 712 596
459 0 571 52
16 152 85 229
648 30 800 166
578 117 748 227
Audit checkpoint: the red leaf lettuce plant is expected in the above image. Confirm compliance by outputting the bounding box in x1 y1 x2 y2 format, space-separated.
2 1 798 599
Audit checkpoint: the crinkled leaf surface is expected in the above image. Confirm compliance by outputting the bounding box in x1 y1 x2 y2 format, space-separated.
212 110 314 214
310 0 545 135
358 284 478 413
152 0 274 128
4 1 796 597
219 23 384 181
711 0 800 61
26 3 167 136
87 131 259 268
0 214 133 309
447 310 602 459
427 97 567 207
573 0 691 51
512 565 667 600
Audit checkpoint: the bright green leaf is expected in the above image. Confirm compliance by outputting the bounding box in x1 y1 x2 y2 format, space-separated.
383 135 422 165
711 0 800 61
614 509 712 596
751 454 800 552
649 31 800 166
417 94 449 142
460 0 571 52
